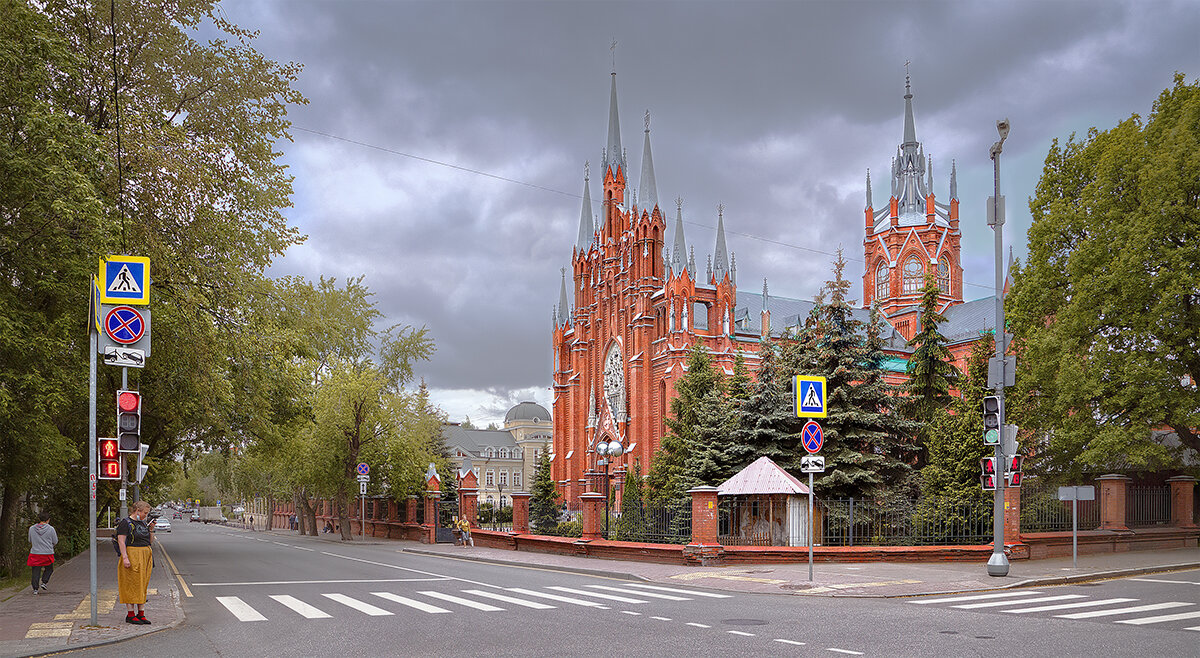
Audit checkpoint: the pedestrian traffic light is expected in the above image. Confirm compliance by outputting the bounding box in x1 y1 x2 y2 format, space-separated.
117 389 141 452
98 438 122 480
980 457 997 491
136 443 149 484
982 395 1001 431
1005 454 1023 488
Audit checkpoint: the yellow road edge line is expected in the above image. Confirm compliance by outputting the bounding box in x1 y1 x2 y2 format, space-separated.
158 542 192 597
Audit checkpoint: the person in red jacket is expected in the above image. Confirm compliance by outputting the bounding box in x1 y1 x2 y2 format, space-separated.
28 512 58 594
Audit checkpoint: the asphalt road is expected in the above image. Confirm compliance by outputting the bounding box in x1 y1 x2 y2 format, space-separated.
72 522 1200 657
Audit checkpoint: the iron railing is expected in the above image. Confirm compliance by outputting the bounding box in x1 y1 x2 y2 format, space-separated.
609 500 692 544
1019 480 1100 532
818 496 994 546
1126 486 1171 527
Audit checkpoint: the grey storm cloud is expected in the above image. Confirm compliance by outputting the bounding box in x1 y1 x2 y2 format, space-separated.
227 0 1200 424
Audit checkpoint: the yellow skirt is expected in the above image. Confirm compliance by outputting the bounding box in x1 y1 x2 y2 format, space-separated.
118 545 152 604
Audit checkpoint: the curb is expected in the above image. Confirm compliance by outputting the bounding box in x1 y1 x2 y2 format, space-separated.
398 548 648 582
865 561 1200 600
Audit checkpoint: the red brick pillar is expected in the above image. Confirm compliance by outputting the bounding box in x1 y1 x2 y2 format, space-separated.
511 492 531 534
688 486 720 545
406 496 418 524
1168 476 1198 528
424 492 439 543
1004 484 1021 541
580 493 605 540
460 487 479 528
1098 474 1130 531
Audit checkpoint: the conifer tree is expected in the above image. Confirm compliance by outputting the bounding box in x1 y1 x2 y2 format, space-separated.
645 344 724 500
727 340 798 473
903 272 958 466
922 335 995 497
529 449 560 533
614 461 646 541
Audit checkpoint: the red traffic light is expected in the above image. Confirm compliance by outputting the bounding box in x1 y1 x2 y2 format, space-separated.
98 438 122 480
118 390 140 412
980 457 996 475
1008 455 1024 473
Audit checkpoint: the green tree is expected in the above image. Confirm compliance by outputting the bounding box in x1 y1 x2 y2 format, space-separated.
903 272 958 466
727 340 798 473
920 335 995 497
1009 73 1200 474
614 461 647 541
646 344 725 500
529 449 560 533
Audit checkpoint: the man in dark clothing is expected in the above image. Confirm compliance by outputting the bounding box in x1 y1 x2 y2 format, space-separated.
28 512 58 594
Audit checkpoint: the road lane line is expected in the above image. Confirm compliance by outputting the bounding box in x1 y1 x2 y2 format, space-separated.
1056 602 1192 619
157 542 192 598
1003 598 1137 614
192 578 445 586
462 590 556 609
320 551 487 586
1116 609 1200 625
420 591 505 612
269 595 332 619
216 596 267 622
687 622 710 628
827 649 863 655
1129 578 1200 585
727 630 755 636
651 616 672 621
775 639 805 646
547 586 648 603
954 594 1085 609
322 593 393 616
911 591 1042 604
507 588 604 607
371 592 450 614
586 585 690 600
625 584 731 598
622 611 641 616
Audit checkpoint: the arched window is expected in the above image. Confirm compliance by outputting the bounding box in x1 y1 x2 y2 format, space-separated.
903 256 924 294
875 261 890 300
499 448 509 459
485 447 494 458
938 257 950 294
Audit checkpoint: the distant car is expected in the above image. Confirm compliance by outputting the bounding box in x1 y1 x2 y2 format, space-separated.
153 518 172 532
190 512 200 523
232 506 245 514
173 512 182 519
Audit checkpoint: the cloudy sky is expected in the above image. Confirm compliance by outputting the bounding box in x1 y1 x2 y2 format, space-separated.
217 0 1199 426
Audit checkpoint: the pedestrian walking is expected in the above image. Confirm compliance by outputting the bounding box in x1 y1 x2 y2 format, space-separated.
116 500 154 625
27 512 58 594
248 515 254 531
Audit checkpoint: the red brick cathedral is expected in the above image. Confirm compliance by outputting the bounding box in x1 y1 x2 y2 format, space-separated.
551 71 994 506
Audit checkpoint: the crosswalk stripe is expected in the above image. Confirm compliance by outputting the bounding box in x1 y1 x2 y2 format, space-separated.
506 587 605 607
420 591 504 612
625 583 731 598
1115 609 1200 625
1186 625 1200 632
547 586 647 603
462 590 555 610
586 585 690 601
269 595 331 619
954 594 1085 610
912 591 1042 605
322 593 393 616
1056 602 1193 619
1003 598 1137 614
371 592 450 614
216 596 267 622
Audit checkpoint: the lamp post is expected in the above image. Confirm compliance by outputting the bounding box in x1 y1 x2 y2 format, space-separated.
987 118 1011 578
595 438 623 538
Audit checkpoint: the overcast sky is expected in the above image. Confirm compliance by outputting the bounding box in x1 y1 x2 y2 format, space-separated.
218 0 1199 427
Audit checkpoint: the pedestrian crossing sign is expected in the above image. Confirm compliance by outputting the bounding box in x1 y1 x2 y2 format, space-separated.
99 255 150 305
794 375 827 418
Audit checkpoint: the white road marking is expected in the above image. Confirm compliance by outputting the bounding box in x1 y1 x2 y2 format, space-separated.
954 594 1085 610
193 578 445 586
1056 602 1193 619
321 593 393 616
269 595 331 619
827 649 864 655
727 630 755 636
1116 609 1200 625
651 616 672 621
775 639 806 646
1129 578 1200 585
686 622 710 628
1003 598 1137 614
625 583 731 598
216 596 267 622
371 592 449 614
547 586 647 603
911 591 1043 605
586 585 690 600
293 546 314 551
461 589 555 609
505 588 605 607
621 611 642 616
419 591 504 612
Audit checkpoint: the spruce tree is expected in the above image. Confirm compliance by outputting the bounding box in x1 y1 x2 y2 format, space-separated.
529 449 561 532
645 344 724 501
614 461 646 541
903 273 958 466
727 340 799 473
922 335 995 497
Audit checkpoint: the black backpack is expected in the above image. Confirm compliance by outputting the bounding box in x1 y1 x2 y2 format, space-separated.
112 517 147 555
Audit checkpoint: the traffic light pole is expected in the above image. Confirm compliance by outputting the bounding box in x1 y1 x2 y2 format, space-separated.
119 367 129 519
88 330 98 625
987 120 1010 578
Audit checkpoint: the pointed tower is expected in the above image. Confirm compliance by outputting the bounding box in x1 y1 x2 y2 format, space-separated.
557 268 569 326
671 198 687 277
576 164 595 252
712 204 729 284
639 110 659 214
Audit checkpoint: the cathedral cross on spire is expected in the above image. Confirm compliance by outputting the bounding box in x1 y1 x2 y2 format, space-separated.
611 39 618 73
645 110 651 132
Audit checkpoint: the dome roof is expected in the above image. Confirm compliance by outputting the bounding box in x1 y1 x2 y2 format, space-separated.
504 401 550 424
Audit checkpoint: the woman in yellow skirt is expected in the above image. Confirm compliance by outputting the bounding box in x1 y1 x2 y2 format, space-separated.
116 500 154 624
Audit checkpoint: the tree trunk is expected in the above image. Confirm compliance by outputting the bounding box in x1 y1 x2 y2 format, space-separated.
336 488 351 541
298 496 318 536
0 485 20 576
266 495 274 531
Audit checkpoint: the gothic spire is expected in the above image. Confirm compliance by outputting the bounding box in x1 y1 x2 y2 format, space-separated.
903 70 917 147
762 278 769 313
576 164 594 250
638 110 659 212
713 204 729 283
950 159 958 200
557 268 569 325
603 71 624 177
866 168 873 209
671 198 687 276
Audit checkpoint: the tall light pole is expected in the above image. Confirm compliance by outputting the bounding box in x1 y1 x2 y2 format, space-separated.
987 118 1011 577
595 438 623 538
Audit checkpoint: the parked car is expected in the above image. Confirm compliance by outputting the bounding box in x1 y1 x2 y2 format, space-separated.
173 512 182 519
190 512 200 523
153 518 172 532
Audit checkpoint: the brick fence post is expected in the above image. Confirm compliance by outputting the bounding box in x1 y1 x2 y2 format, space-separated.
1167 476 1198 528
510 491 531 534
406 495 418 524
580 492 605 540
688 486 720 545
1097 474 1130 531
1004 484 1021 541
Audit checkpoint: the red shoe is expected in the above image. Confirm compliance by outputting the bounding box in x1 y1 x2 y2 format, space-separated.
125 613 139 625
135 612 151 625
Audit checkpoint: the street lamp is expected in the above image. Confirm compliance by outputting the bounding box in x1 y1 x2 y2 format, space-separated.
595 438 623 538
987 118 1010 578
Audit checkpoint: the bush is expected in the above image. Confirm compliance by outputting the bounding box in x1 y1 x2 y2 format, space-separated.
553 520 582 538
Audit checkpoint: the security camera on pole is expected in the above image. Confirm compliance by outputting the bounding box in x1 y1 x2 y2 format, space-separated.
986 120 1011 578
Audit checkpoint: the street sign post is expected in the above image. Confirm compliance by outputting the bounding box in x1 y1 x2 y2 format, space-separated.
793 375 827 418
356 464 370 540
99 255 150 306
1057 486 1095 568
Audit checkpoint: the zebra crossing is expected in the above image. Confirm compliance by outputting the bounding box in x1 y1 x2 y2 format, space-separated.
908 590 1200 631
214 583 730 623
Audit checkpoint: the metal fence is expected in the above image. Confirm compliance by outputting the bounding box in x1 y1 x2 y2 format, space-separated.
818 496 994 546
1019 480 1100 532
608 500 692 544
1126 486 1171 527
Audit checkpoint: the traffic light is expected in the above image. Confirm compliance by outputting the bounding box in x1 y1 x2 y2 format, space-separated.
136 443 149 484
980 457 997 491
1005 454 1024 488
98 438 122 480
982 395 1001 431
117 390 141 452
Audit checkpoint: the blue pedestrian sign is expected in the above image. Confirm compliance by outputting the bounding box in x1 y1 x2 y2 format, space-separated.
356 462 370 476
104 306 146 345
801 420 824 454
794 375 827 418
99 255 150 305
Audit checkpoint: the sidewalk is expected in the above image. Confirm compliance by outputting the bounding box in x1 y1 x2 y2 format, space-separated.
0 540 183 658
